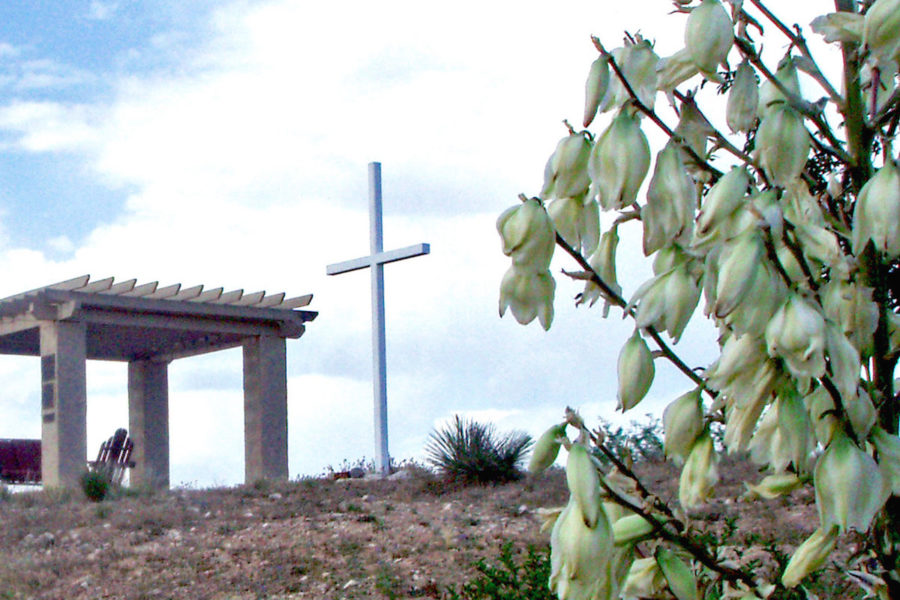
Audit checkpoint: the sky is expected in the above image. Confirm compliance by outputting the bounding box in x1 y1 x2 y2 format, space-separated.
0 1 829 487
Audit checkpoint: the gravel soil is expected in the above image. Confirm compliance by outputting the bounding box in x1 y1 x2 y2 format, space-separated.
0 457 827 600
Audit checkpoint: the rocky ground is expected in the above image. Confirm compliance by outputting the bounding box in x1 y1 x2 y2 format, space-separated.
0 457 837 600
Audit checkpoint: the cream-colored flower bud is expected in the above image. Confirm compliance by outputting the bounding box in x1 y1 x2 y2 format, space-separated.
498 266 555 330
674 101 713 172
758 55 801 116
863 0 900 65
617 330 655 411
529 423 567 475
706 333 767 393
583 56 610 128
696 167 749 237
776 393 814 474
567 444 603 529
821 279 878 357
726 61 758 132
870 426 900 495
601 40 659 113
679 429 718 509
496 199 555 271
756 105 810 188
745 472 804 499
851 161 900 259
793 222 841 266
657 48 700 92
541 133 592 200
805 386 839 447
621 557 666 599
589 109 651 211
581 226 622 315
849 388 877 442
815 430 890 533
655 547 699 600
781 526 840 588
722 363 776 452
663 388 704 463
824 323 862 409
548 197 586 252
764 294 826 379
629 266 700 343
685 0 733 79
644 141 696 255
550 499 613 600
811 12 864 44
714 231 765 317
612 514 655 546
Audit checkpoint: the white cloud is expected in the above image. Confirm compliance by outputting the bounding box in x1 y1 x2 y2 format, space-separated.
87 1 120 21
0 0 725 486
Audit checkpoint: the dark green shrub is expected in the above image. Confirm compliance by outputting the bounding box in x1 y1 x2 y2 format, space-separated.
447 542 553 600
425 416 532 485
79 470 110 502
594 414 664 467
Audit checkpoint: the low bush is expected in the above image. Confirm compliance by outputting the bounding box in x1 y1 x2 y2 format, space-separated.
447 542 553 600
79 470 111 502
425 416 532 485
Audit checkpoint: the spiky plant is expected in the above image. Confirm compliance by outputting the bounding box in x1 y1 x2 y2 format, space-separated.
425 416 533 485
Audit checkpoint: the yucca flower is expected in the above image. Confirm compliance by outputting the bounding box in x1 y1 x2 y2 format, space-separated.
684 0 733 78
617 330 655 411
498 266 555 330
663 388 704 463
863 0 900 65
679 429 718 508
590 109 651 210
815 430 890 533
496 199 555 271
726 61 758 132
781 526 840 588
764 293 826 379
851 161 900 259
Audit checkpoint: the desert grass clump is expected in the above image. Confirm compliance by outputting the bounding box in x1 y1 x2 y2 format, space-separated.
425 416 532 485
79 470 111 502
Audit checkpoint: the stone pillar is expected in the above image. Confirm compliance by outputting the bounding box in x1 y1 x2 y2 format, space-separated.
243 335 288 482
39 321 87 487
128 359 170 489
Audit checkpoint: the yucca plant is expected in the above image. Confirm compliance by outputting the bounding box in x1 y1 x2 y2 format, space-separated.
425 416 533 484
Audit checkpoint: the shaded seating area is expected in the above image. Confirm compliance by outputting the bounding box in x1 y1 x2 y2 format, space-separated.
0 275 317 488
0 429 137 486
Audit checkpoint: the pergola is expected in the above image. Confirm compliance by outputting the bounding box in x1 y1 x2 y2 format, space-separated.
0 275 317 488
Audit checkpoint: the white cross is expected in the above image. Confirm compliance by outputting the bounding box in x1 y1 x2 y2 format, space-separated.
326 162 430 475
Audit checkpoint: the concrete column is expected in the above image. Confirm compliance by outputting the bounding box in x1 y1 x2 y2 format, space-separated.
128 359 170 489
243 335 288 482
39 321 87 487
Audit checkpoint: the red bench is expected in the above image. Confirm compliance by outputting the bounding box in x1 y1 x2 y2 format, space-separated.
0 439 41 484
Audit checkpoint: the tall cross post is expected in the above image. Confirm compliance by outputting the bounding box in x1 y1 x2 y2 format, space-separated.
326 162 430 475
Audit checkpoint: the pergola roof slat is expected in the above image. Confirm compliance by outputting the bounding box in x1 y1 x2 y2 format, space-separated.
146 284 181 299
233 291 265 306
81 277 115 293
191 287 223 302
103 279 137 295
256 293 285 308
170 285 204 301
280 294 313 309
49 275 91 291
216 289 243 304
125 281 159 297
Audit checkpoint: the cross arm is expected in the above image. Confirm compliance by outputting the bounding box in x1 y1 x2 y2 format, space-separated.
326 243 430 276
